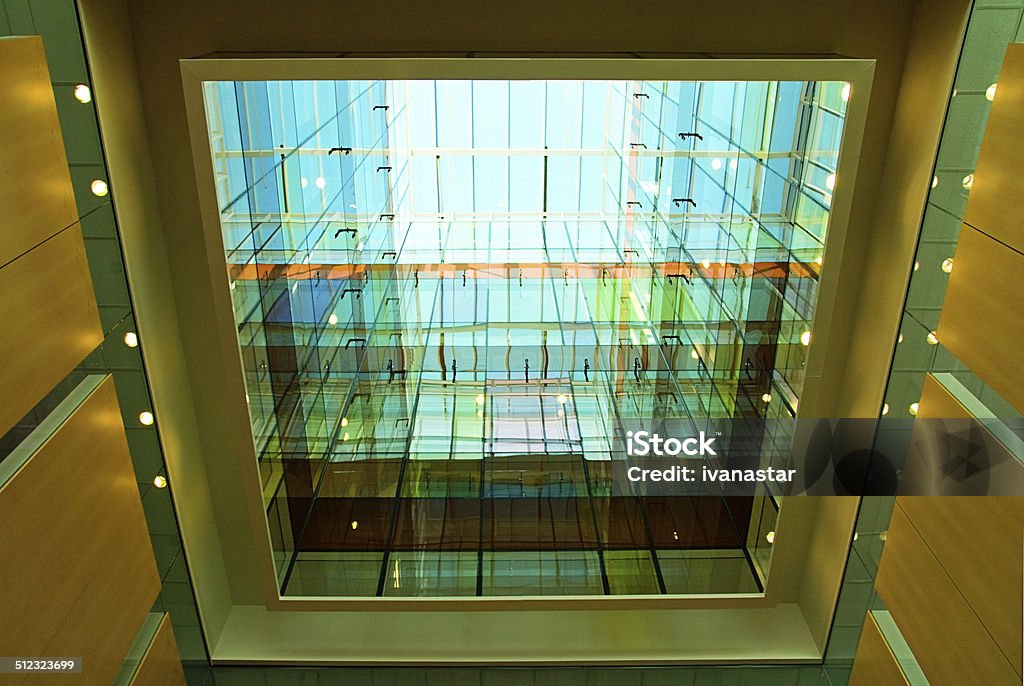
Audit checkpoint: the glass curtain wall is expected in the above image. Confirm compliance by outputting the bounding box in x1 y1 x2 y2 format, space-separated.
202 77 847 597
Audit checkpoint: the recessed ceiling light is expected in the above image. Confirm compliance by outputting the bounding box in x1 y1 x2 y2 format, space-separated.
139 411 154 426
315 176 326 189
909 402 919 416
931 175 939 189
90 179 108 197
153 475 167 489
710 158 723 171
328 313 338 325
941 258 953 274
800 331 811 346
840 83 851 102
961 174 974 190
825 173 836 191
761 393 772 403
300 177 308 188
557 394 568 404
123 331 139 348
341 417 349 427
766 531 776 544
986 83 997 101
882 403 889 416
926 331 939 345
73 84 92 103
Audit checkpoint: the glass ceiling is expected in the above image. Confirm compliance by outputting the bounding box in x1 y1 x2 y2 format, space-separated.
202 77 848 597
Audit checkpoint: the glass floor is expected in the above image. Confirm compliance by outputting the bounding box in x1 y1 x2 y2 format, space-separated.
201 77 848 596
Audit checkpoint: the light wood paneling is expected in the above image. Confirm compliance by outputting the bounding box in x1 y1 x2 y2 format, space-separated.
0 227 102 437
901 373 1024 494
937 226 1024 414
876 503 1018 684
963 43 1024 251
897 495 1024 676
0 376 160 684
129 615 187 686
916 373 970 419
850 613 909 686
0 37 79 267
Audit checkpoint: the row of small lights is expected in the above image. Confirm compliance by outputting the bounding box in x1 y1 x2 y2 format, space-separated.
74 83 166 490
893 83 997 419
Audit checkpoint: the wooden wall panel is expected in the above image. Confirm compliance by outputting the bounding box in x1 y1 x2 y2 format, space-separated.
876 503 1018 684
937 226 1024 414
849 613 909 686
962 43 1024 251
0 37 79 268
901 373 1024 494
915 373 970 419
0 376 160 684
129 615 187 686
0 227 102 437
897 496 1024 676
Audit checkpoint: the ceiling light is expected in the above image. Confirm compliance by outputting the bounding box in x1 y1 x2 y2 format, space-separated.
73 84 92 103
123 331 138 348
986 83 997 102
153 475 167 489
913 261 919 272
840 83 851 102
139 411 154 426
341 417 349 427
701 259 710 269
557 394 568 404
761 393 772 403
229 281 236 291
729 159 738 170
898 333 904 344
766 531 776 544
349 203 357 209
477 410 484 418
328 313 338 325
825 173 836 191
350 520 358 530
800 331 811 346
882 403 889 416
711 158 723 171
690 349 699 360
941 258 954 274
300 177 308 188
961 174 974 190
343 432 350 441
926 331 939 345
814 255 823 266
931 175 939 189
476 394 485 404
909 402 919 416
90 179 108 197
315 176 326 189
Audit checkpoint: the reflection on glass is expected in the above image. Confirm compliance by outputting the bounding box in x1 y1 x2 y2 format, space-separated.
202 77 847 597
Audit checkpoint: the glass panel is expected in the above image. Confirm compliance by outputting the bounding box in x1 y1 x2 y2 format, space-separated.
201 77 847 597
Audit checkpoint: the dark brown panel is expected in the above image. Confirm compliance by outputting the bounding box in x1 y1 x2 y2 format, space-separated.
0 37 79 268
937 226 1024 414
963 43 1024 251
